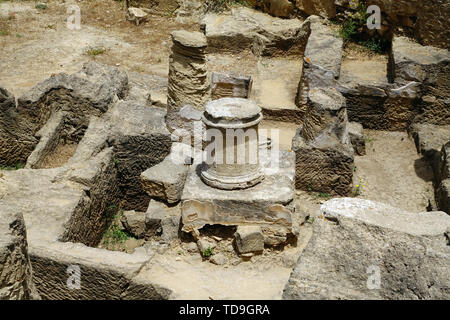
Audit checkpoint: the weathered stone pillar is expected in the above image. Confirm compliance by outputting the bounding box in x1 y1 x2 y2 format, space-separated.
166 30 209 132
201 98 264 190
292 87 354 195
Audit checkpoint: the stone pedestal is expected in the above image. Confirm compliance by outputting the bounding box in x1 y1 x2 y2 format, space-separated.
201 98 264 190
181 150 296 245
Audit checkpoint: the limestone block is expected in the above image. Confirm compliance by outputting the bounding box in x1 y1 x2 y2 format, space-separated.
389 36 450 126
0 212 40 300
234 226 264 254
296 0 336 19
141 155 189 204
201 7 310 56
121 210 147 239
292 88 354 195
145 200 181 242
348 122 366 156
283 198 450 299
296 17 343 109
211 72 253 100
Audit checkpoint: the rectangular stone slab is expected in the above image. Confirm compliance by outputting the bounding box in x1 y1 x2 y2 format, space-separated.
181 151 295 233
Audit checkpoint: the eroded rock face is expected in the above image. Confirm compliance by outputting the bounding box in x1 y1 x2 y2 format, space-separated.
296 16 343 111
166 30 209 132
0 212 40 300
341 0 449 49
0 87 36 167
296 0 336 19
201 7 310 56
415 0 450 50
292 88 354 195
283 198 450 300
257 0 295 18
141 154 189 204
389 36 450 126
436 142 450 214
0 62 128 167
107 101 172 211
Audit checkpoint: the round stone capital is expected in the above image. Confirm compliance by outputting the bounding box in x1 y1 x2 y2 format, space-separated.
202 98 262 129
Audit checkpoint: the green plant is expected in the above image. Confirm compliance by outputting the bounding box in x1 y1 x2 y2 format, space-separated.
86 46 106 57
0 163 25 170
339 19 357 41
317 192 331 199
35 3 47 10
202 247 214 258
103 224 130 246
0 29 10 36
362 38 385 54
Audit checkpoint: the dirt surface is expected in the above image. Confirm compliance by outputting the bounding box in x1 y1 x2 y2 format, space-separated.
354 130 435 212
39 143 78 168
0 0 197 97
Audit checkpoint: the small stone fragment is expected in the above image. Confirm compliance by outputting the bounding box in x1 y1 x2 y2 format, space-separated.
234 226 264 254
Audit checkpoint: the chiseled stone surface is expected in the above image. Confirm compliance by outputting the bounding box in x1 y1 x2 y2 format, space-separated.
181 150 295 236
293 88 354 195
283 198 450 300
348 122 366 156
145 200 181 243
141 155 189 204
211 72 252 100
202 7 310 56
296 16 343 109
389 36 449 126
234 226 265 254
0 211 40 300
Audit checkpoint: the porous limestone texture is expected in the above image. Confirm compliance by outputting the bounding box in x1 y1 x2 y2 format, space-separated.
166 30 209 132
389 36 450 126
141 154 189 204
0 211 40 300
283 198 450 300
292 87 354 195
182 150 295 245
201 7 310 56
296 16 343 112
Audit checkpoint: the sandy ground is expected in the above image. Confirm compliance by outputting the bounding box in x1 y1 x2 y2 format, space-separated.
354 130 435 212
0 0 197 97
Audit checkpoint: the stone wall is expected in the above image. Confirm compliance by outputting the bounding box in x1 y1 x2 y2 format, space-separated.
0 211 39 300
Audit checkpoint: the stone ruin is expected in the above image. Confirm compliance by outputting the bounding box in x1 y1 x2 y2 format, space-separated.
1 1 449 300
